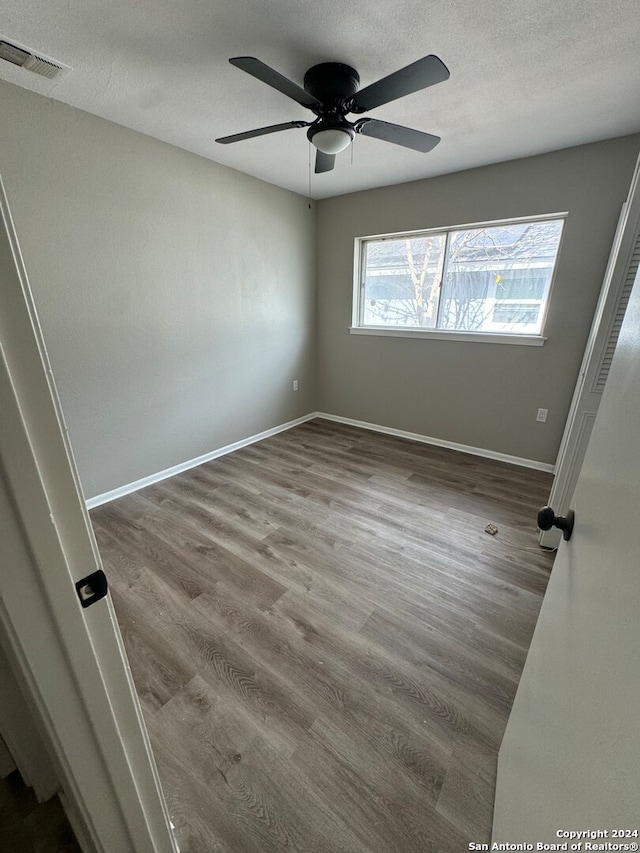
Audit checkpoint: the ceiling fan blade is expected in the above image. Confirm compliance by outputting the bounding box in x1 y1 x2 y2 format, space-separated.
315 151 336 174
351 55 449 112
229 57 322 109
216 120 309 144
356 119 440 152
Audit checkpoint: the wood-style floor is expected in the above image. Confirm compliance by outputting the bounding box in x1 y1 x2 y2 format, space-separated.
91 418 555 853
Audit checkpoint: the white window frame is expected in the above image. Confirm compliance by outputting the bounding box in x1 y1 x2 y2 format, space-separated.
351 213 568 346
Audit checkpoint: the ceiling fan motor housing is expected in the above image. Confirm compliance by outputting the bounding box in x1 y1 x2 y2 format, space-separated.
303 63 360 106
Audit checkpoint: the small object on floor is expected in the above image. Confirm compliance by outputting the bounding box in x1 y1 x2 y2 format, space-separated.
485 523 499 536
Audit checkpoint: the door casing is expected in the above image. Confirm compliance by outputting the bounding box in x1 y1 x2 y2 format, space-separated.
0 176 177 853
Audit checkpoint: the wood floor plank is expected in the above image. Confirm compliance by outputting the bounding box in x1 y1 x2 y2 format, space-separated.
192 584 452 804
91 418 555 852
435 741 498 840
109 586 198 714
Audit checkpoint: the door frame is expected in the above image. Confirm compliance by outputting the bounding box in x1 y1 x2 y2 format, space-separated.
0 177 177 853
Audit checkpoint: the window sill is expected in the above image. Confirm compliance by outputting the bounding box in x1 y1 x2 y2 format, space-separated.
349 327 547 346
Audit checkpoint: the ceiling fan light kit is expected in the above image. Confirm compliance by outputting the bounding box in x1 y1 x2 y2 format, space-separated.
216 54 449 174
308 125 355 154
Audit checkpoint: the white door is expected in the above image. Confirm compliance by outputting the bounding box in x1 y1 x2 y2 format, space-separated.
541 154 640 548
493 264 640 839
0 177 177 853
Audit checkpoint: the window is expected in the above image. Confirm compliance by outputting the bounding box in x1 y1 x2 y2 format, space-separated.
353 216 565 342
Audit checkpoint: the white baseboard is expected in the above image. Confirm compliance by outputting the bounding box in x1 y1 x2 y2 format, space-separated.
85 414 317 509
86 410 554 509
313 412 556 474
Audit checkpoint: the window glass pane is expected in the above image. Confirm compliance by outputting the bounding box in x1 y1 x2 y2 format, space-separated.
438 220 563 334
361 235 446 328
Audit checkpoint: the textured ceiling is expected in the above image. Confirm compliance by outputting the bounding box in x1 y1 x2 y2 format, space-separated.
1 0 640 199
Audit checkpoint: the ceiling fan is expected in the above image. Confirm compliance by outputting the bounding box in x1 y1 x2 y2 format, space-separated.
215 55 450 174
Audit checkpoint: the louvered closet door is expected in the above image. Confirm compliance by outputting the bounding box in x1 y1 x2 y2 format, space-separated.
593 234 640 391
540 155 640 549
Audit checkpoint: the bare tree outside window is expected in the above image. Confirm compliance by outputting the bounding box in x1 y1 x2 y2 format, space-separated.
362 235 445 328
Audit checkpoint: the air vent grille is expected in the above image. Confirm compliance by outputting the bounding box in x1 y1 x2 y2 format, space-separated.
0 38 66 79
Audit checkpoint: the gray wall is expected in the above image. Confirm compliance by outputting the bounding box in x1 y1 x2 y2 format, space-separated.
316 137 640 465
0 79 316 499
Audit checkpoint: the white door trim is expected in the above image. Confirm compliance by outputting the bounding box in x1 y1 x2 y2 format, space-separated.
0 176 177 853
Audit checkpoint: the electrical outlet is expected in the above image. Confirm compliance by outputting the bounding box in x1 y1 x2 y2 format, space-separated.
292 380 299 391
536 408 548 423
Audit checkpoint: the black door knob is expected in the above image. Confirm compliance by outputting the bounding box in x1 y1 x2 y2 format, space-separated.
537 506 575 541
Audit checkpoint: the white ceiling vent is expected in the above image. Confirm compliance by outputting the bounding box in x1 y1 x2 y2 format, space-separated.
0 38 68 80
